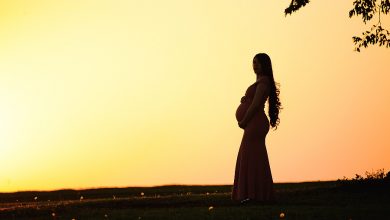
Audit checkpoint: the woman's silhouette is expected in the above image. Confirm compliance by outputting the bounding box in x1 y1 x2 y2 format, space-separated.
232 53 282 204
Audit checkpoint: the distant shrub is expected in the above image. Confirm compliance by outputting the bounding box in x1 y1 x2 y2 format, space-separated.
337 168 390 192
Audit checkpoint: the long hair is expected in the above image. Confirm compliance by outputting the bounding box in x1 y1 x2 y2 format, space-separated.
254 53 282 129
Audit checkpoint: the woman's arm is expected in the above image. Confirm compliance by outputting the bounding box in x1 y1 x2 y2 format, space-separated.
239 77 270 128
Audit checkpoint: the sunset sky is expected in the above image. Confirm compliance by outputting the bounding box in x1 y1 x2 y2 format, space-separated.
1 0 389 193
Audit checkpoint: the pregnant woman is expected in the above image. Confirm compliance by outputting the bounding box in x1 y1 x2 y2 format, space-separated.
232 53 282 204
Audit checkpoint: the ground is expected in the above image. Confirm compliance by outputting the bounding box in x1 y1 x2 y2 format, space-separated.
0 181 389 220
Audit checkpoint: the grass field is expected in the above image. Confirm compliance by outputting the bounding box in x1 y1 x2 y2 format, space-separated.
0 180 389 220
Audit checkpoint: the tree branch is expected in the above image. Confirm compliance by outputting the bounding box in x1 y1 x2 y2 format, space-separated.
284 0 310 16
284 0 390 51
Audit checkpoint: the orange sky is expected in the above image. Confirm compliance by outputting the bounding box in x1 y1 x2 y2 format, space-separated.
1 0 389 193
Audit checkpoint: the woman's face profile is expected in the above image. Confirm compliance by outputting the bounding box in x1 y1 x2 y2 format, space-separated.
252 58 262 75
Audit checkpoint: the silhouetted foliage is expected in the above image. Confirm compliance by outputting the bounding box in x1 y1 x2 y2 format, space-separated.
352 24 390 51
349 0 390 51
284 0 390 51
349 0 378 23
284 0 310 15
336 168 390 192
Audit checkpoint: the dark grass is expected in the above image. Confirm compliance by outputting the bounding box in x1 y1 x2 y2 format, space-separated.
1 181 389 220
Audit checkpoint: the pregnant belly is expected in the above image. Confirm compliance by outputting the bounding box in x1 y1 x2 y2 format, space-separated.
235 102 250 122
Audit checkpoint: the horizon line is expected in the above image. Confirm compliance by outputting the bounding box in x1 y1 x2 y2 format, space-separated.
0 178 340 194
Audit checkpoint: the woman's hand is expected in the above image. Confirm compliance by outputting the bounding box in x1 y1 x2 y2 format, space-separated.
240 96 246 103
238 121 246 129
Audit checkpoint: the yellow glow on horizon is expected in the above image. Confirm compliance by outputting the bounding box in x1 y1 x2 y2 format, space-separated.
1 0 389 192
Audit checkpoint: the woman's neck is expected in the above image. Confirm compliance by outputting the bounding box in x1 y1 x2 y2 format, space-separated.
256 74 266 82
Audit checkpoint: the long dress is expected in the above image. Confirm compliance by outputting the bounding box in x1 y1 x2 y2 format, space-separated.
231 77 276 202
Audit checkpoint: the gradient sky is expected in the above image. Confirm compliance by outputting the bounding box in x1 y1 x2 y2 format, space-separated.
1 0 389 193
